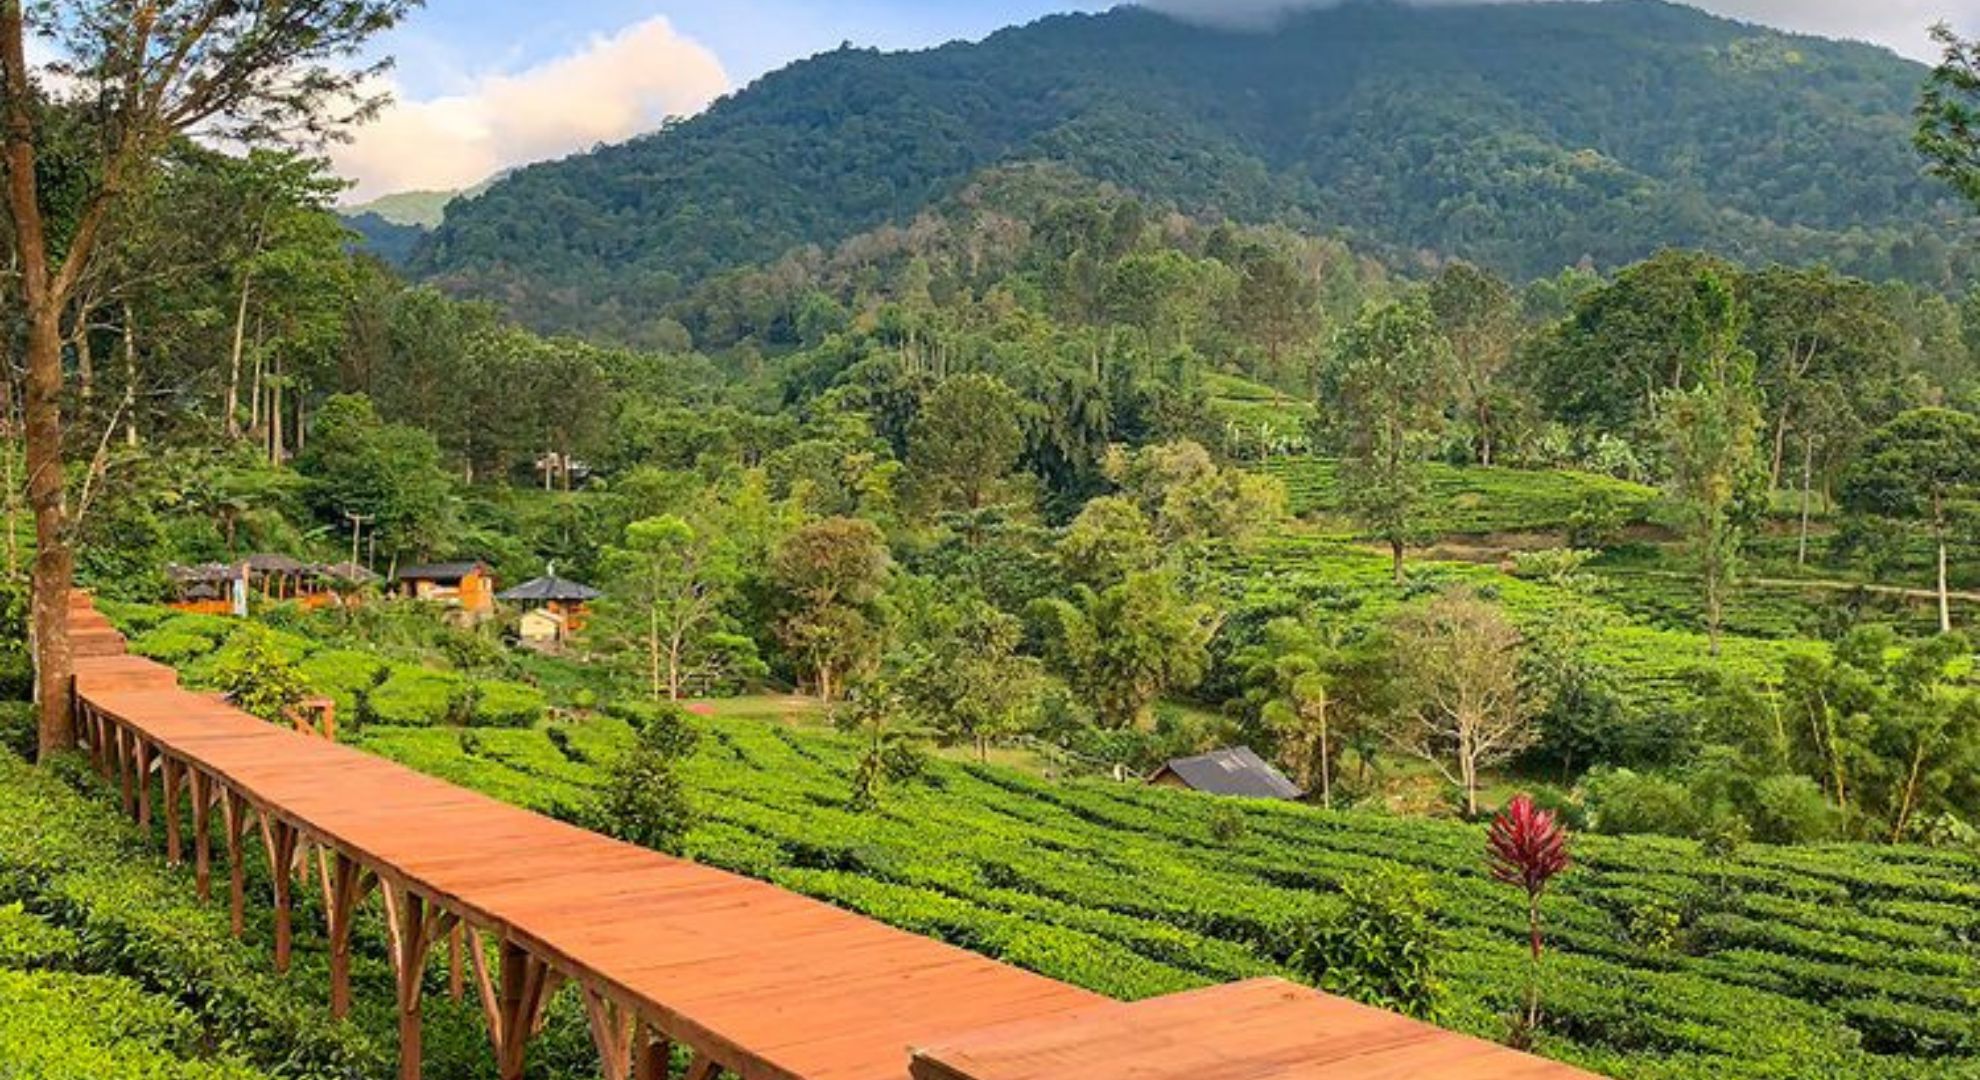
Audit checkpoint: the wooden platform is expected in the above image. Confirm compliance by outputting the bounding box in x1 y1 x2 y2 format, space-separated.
912 978 1590 1080
64 593 1602 1080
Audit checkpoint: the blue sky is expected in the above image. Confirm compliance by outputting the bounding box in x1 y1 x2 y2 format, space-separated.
333 0 1970 201
375 1 1112 99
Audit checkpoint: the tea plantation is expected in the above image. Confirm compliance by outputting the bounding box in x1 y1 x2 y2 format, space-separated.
352 711 1980 1080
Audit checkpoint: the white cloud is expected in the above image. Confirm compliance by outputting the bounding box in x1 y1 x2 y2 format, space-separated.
333 16 730 201
1139 1 1974 61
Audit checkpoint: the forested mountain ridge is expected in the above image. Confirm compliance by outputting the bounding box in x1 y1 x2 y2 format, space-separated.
412 0 1967 340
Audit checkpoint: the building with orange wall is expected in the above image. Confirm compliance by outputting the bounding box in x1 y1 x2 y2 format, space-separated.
391 560 498 617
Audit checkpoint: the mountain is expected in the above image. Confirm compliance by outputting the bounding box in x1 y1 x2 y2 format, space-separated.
412 0 1967 338
343 188 463 230
340 179 501 266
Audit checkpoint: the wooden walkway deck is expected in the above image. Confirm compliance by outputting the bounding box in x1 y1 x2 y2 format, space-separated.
63 593 1601 1080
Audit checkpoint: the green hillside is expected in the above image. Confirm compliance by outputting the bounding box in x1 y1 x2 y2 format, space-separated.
414 0 1967 337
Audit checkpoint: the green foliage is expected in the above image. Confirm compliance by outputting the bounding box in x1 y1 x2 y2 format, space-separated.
1033 572 1214 730
0 750 381 1077
589 708 700 853
293 394 457 562
366 666 469 727
1286 867 1445 1020
1319 298 1454 581
470 680 548 728
296 649 390 723
210 626 312 723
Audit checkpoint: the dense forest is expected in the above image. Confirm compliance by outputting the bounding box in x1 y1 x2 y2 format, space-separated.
4 3 1980 1079
411 1 1975 343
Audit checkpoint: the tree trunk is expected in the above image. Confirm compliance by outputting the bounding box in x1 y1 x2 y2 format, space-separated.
1390 538 1405 585
1768 409 1789 491
226 273 251 438
268 354 284 467
1934 499 1951 635
120 306 138 447
24 307 72 756
4 9 75 757
1796 436 1814 569
1317 721 1331 811
647 607 662 701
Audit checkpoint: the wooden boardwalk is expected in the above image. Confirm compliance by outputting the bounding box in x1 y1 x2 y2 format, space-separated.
64 593 1600 1080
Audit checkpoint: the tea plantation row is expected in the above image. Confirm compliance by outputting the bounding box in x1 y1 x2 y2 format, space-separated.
354 713 1980 1080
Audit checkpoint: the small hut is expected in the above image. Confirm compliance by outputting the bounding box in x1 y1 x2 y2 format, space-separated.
244 554 311 601
167 563 246 616
393 560 497 615
1149 747 1302 800
498 571 602 644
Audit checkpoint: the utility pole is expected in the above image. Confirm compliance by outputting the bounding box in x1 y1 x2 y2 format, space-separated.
344 510 374 571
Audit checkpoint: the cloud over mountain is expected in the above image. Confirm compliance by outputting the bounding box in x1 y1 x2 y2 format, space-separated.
333 16 730 201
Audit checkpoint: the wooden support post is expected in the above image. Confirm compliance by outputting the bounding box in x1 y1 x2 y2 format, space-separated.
117 726 135 816
382 882 454 1080
681 1053 721 1080
222 789 250 937
320 849 370 1019
190 770 212 901
259 815 300 973
161 758 183 866
633 1025 671 1080
449 922 464 1002
580 984 637 1080
134 739 152 827
468 929 565 1080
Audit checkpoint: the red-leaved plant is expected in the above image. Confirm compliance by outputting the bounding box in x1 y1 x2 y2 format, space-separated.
1486 793 1571 1048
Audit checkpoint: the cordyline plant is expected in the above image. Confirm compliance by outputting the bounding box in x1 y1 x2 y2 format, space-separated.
1486 793 1571 1048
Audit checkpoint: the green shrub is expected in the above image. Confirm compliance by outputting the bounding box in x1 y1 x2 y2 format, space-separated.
0 968 270 1079
0 901 77 967
130 628 224 665
367 666 469 727
207 626 312 723
470 680 547 728
296 649 389 725
1750 775 1842 845
1284 866 1445 1020
1585 768 1697 836
0 749 381 1076
585 707 699 854
0 700 34 760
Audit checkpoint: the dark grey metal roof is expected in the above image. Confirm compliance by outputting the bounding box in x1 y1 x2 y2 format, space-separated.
1153 746 1302 800
394 561 488 582
244 553 307 573
497 575 602 603
167 562 241 583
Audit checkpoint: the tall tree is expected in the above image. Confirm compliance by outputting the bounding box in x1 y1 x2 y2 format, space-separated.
1033 571 1215 730
1917 23 1980 213
770 517 891 702
1319 299 1453 583
1840 408 1980 634
907 372 1028 514
1428 262 1520 466
1657 273 1764 657
1385 588 1535 817
596 515 753 702
2 0 414 757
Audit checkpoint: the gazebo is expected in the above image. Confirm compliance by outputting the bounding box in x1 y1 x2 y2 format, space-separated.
497 571 602 643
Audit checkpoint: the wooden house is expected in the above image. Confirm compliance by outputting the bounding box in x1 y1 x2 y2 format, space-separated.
498 573 602 644
392 560 497 616
1149 747 1302 800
